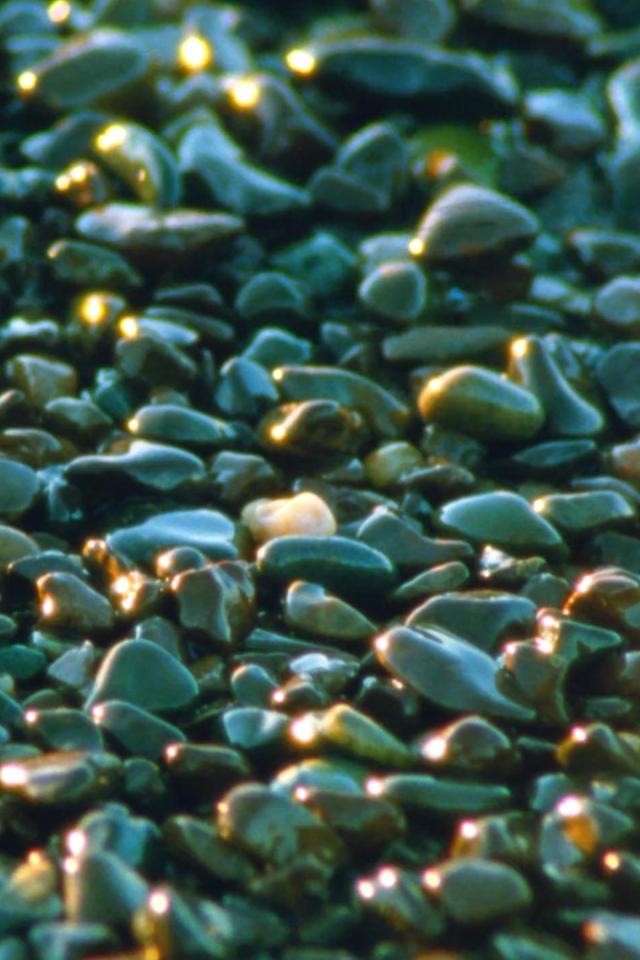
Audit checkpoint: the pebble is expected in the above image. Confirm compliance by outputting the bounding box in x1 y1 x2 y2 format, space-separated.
217 782 345 868
273 366 411 439
284 581 375 642
437 491 565 556
427 857 532 924
358 260 427 323
418 366 544 443
242 493 336 543
597 344 640 427
20 30 149 110
76 203 244 257
37 572 114 634
375 623 534 720
66 441 206 493
107 508 237 566
3 2 640 957
172 562 255 646
0 460 39 517
84 639 198 713
407 590 536 653
257 536 397 602
412 184 539 263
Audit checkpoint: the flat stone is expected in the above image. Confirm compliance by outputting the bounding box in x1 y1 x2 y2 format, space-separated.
107 509 236 566
76 203 243 257
256 536 397 602
437 491 565 556
375 623 534 720
66 441 205 493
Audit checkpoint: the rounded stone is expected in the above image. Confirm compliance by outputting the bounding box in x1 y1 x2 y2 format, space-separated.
418 366 544 443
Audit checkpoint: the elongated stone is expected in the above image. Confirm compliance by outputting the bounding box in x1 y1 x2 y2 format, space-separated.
273 365 411 438
92 700 184 760
316 704 413 767
93 120 180 207
20 30 149 110
375 773 511 814
316 38 517 110
384 324 509 363
76 204 243 257
66 442 205 493
375 624 534 720
461 0 602 40
257 536 397 601
284 581 375 641
107 509 236 566
437 491 565 556
418 366 543 442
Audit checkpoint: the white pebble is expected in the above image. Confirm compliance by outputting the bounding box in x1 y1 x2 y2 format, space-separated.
242 492 336 543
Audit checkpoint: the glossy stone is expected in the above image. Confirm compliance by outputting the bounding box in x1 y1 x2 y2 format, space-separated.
217 782 345 868
85 639 197 713
509 335 604 437
273 366 411 439
37 572 113 634
93 120 180 207
532 491 635 536
316 703 413 767
69 444 205 497
257 536 397 601
172 562 255 646
413 185 538 263
76 203 243 256
21 30 149 109
375 624 534 720
407 590 536 652
92 700 185 760
107 509 236 566
418 366 544 443
284 581 375 641
127 405 237 449
437 491 564 556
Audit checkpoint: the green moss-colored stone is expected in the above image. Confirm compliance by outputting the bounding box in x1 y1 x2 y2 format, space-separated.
418 366 544 442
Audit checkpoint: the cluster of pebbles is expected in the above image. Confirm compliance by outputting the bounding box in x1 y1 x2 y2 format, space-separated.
5 0 640 957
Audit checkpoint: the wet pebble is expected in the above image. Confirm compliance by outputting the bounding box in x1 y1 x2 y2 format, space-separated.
375 623 534 720
418 366 544 443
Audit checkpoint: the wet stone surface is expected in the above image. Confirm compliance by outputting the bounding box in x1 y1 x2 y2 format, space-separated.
3 1 640 958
